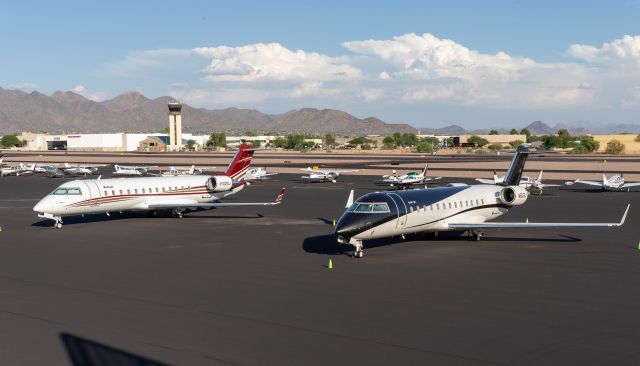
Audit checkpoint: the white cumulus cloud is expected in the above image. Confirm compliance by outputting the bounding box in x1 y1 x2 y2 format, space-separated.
193 43 361 82
103 33 640 114
567 35 640 65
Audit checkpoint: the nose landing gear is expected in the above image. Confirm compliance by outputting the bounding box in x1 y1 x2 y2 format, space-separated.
350 238 364 258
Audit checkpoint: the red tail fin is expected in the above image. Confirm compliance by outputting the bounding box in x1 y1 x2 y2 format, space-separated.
225 144 256 180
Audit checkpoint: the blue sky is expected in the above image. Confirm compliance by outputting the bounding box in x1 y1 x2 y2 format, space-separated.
1 0 639 129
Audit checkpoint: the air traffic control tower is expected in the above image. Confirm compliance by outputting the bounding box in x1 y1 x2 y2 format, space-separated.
167 102 183 151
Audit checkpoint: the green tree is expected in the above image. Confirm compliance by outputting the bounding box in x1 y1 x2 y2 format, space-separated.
323 134 336 146
0 134 23 147
416 141 433 153
244 130 258 136
467 135 489 147
272 137 288 148
420 136 440 145
510 128 518 135
206 132 226 148
286 134 307 149
635 134 640 142
186 139 196 150
509 140 524 148
605 139 625 154
349 137 366 145
557 129 570 138
577 136 599 152
487 144 504 150
489 129 499 135
361 143 372 150
383 136 395 145
250 140 262 148
161 127 170 134
520 128 531 137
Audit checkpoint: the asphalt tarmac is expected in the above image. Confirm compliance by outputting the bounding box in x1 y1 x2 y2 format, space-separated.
1 173 640 365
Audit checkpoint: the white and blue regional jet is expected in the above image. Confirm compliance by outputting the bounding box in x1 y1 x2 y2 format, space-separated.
335 146 630 258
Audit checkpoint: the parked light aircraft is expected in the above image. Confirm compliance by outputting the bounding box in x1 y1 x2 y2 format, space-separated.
476 170 559 195
245 167 277 181
113 165 149 176
300 167 358 183
1 163 35 176
335 146 629 258
567 173 640 191
378 164 441 188
33 145 283 228
63 163 99 176
160 165 203 176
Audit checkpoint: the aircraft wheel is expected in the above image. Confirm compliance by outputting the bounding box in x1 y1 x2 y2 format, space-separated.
54 222 62 229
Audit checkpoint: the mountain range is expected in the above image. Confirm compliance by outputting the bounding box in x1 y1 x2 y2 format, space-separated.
420 120 639 136
2 87 637 136
0 88 417 135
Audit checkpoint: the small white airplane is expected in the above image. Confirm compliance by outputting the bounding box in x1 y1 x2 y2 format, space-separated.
245 167 278 181
378 164 441 188
335 145 629 258
33 145 284 228
1 163 35 176
63 163 99 176
300 167 358 183
160 165 203 176
567 173 640 192
113 164 149 176
476 170 560 195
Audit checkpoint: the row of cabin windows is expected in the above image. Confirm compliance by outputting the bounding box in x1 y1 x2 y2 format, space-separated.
103 186 191 197
408 198 486 213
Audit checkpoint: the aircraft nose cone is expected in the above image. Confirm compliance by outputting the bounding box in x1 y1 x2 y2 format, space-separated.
334 214 360 237
33 199 46 213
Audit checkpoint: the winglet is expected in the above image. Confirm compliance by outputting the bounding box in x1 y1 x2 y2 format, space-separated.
274 188 286 204
345 189 354 208
617 204 630 226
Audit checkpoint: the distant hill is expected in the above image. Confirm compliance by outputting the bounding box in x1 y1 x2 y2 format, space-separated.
420 121 600 136
0 88 417 135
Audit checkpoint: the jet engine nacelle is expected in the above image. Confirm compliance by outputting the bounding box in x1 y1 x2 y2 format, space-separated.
498 186 528 206
206 176 233 192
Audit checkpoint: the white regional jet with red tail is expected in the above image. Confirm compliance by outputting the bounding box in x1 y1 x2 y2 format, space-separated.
33 145 285 228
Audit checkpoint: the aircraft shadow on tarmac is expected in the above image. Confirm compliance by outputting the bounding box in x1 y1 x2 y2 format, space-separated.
31 211 265 227
303 232 582 255
61 333 170 366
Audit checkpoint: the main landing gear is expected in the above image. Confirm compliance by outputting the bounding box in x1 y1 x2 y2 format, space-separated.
469 229 483 241
172 208 185 219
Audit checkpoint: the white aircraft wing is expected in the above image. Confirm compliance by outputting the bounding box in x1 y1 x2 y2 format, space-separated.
537 183 561 188
622 182 640 188
572 179 603 187
448 204 629 229
332 169 358 173
475 178 496 184
148 188 285 209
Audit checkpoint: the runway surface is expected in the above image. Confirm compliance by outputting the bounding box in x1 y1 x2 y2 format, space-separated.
1 173 640 365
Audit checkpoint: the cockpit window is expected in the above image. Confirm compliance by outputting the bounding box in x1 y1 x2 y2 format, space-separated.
372 203 390 212
349 202 389 213
51 187 81 195
354 203 373 212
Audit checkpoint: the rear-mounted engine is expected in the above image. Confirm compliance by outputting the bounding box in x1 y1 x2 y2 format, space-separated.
498 186 528 206
206 176 233 192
